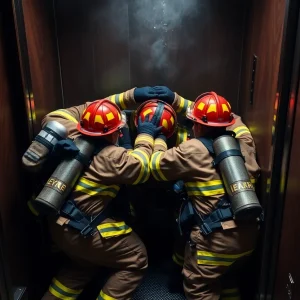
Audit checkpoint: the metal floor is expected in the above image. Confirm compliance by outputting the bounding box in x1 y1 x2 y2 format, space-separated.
132 260 186 300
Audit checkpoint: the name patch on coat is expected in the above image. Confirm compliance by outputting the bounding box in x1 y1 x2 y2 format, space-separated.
46 177 67 194
229 180 254 195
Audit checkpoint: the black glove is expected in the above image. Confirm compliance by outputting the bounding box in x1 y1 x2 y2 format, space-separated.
52 139 79 157
119 126 132 149
137 114 163 138
153 86 175 105
134 86 158 103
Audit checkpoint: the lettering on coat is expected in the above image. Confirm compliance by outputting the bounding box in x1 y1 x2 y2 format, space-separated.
229 180 254 195
46 177 67 194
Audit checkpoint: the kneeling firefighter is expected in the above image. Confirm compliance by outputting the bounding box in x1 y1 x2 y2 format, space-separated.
147 91 262 300
39 99 163 300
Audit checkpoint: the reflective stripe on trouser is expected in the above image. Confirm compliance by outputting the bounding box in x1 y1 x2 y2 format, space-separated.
47 219 148 300
183 222 258 300
220 288 241 300
42 261 94 300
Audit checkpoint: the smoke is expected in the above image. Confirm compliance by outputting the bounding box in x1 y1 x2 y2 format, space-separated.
131 0 199 77
90 0 200 78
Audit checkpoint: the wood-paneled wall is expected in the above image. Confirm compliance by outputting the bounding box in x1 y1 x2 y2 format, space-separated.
238 0 287 298
274 80 300 299
22 0 63 135
55 0 246 110
0 0 32 295
239 0 286 175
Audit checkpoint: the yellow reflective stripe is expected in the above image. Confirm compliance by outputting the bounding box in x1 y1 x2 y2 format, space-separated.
185 180 225 196
49 110 78 124
176 127 188 146
118 93 126 110
187 100 193 110
129 149 149 184
97 221 126 229
79 178 119 190
99 290 116 300
222 289 239 295
27 201 39 216
220 288 241 300
233 126 250 138
154 139 167 148
52 278 82 295
172 254 184 266
97 222 132 238
75 186 117 197
175 252 184 261
150 152 161 181
74 177 120 197
151 151 168 181
176 96 185 113
110 94 116 105
197 250 253 266
49 286 76 300
135 135 154 146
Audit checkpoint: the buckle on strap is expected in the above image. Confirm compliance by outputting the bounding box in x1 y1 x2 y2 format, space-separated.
196 207 234 236
200 223 213 235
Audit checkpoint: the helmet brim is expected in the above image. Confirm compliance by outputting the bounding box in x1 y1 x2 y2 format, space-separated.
77 111 127 136
186 112 236 127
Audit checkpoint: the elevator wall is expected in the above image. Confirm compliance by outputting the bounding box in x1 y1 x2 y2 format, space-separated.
21 0 63 135
55 0 247 110
0 0 34 297
274 79 300 299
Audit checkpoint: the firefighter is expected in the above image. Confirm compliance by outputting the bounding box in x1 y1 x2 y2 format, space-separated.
147 91 260 300
41 99 163 300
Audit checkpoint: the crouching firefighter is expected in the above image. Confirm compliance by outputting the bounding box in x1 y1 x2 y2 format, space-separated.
39 99 163 300
149 91 262 300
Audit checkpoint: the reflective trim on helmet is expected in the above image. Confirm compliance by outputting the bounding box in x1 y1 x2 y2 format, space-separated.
150 152 168 181
129 149 150 184
49 109 78 124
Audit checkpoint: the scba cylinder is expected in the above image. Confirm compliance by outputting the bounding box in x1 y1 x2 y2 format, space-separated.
22 121 68 172
34 136 95 215
212 135 262 220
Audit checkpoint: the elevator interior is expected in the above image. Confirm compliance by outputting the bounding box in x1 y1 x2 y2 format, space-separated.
1 0 300 299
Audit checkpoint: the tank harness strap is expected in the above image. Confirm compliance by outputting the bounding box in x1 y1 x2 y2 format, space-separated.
192 197 233 236
177 136 239 236
60 199 111 237
34 126 65 150
58 142 110 236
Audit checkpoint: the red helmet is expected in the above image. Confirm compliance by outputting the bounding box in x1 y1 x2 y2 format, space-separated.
134 100 177 138
77 99 126 136
186 92 235 127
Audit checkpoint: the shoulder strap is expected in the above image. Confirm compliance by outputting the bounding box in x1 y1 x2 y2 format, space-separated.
198 137 215 156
